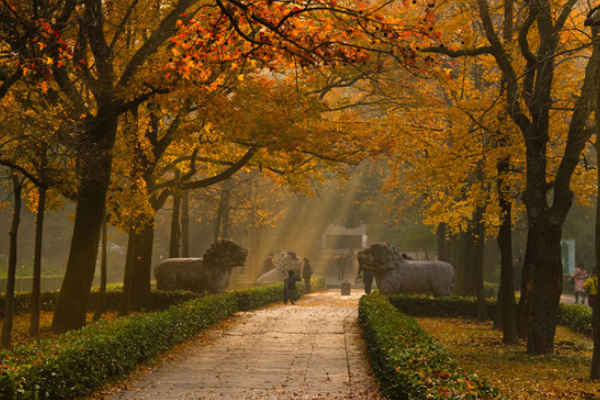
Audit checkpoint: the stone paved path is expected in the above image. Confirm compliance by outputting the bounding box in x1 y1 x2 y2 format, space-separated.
107 290 383 400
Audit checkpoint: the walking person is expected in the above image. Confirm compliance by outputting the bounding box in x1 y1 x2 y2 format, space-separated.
301 257 313 294
583 268 599 308
357 264 375 294
346 249 355 278
284 270 301 305
337 253 346 281
569 262 588 305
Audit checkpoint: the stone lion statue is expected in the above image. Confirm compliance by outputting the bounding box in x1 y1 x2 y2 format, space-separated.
357 242 454 297
154 239 248 293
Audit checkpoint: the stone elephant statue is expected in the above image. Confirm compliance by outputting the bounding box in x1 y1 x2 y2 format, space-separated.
357 242 454 297
154 239 248 293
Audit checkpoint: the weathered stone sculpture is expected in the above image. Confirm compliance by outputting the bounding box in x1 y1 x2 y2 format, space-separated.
357 242 454 297
155 239 248 293
256 251 302 283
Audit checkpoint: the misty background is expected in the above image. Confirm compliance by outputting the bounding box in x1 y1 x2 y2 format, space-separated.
0 161 595 292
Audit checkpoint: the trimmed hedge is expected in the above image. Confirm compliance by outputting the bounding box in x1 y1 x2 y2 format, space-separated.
0 293 237 399
359 293 506 400
0 279 326 400
0 276 327 316
0 287 202 316
388 295 497 320
389 294 593 337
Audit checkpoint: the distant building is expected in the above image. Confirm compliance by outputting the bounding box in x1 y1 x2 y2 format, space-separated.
321 223 368 251
319 223 368 285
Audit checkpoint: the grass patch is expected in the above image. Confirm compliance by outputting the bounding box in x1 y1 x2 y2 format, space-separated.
416 317 600 399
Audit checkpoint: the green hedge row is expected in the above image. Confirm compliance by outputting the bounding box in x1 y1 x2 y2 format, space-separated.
1 276 326 316
358 293 506 400
0 279 325 400
388 294 593 337
388 295 497 320
0 286 202 316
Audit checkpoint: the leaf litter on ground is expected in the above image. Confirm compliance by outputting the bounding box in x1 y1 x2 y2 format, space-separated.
416 316 600 399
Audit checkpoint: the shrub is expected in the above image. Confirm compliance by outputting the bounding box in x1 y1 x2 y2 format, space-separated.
388 294 496 320
0 278 326 399
389 294 594 338
559 303 592 336
0 292 237 399
359 293 506 400
0 287 201 317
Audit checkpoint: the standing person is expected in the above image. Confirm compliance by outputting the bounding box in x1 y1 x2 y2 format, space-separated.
260 253 275 276
357 264 375 294
569 262 588 305
284 270 301 305
301 258 313 294
337 253 346 281
346 249 355 279
583 268 598 308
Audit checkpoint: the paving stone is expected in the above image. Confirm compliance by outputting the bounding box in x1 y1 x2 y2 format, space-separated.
107 290 384 400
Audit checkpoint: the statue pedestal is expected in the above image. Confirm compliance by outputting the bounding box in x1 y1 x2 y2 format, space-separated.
341 280 351 296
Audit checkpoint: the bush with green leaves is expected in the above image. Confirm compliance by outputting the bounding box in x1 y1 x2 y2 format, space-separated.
358 293 506 400
0 286 201 316
388 294 496 320
0 292 237 399
389 293 593 338
559 303 592 336
0 278 325 399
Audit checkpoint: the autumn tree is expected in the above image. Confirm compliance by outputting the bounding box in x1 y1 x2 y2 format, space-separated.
112 70 399 313
413 0 598 354
0 0 436 331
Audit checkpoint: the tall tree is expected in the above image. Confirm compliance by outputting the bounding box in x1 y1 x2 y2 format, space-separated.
45 0 433 331
1 171 24 349
423 0 597 354
588 10 600 380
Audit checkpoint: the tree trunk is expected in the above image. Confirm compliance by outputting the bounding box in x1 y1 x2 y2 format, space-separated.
494 132 518 343
221 182 231 239
450 233 468 296
497 204 518 344
525 219 563 355
213 200 223 242
473 209 486 322
29 185 47 337
591 25 600 379
437 223 449 262
181 191 190 257
169 191 181 258
120 231 136 315
591 299 600 379
458 228 477 297
93 214 108 322
52 111 118 333
2 173 23 348
120 220 154 314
